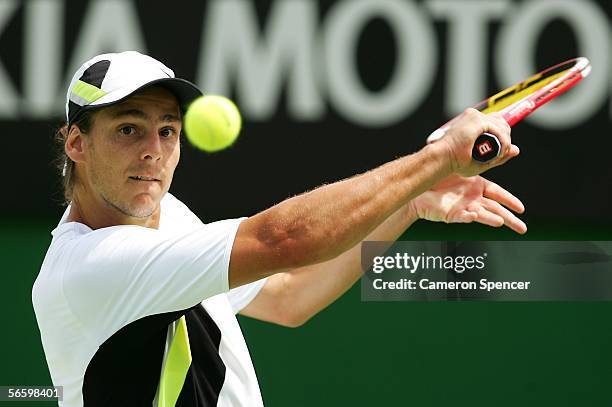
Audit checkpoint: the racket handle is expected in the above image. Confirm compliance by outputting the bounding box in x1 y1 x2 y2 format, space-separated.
472 133 501 162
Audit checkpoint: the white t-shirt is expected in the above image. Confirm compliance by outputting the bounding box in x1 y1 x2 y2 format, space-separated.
32 193 266 407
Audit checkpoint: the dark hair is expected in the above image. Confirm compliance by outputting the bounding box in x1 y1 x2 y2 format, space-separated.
53 110 97 204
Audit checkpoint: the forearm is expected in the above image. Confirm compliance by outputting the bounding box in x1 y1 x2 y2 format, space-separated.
231 143 450 286
240 202 419 326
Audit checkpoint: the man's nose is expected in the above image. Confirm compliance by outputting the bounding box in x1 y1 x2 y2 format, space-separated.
141 130 162 161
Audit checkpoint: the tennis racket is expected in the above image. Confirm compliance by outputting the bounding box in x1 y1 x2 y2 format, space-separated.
427 57 592 162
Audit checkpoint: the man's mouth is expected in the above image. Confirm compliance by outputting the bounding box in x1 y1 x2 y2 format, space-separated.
129 176 160 182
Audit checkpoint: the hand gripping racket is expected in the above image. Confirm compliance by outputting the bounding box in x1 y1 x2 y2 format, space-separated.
427 57 592 162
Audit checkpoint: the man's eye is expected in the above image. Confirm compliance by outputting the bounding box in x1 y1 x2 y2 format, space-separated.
119 126 136 136
160 128 176 138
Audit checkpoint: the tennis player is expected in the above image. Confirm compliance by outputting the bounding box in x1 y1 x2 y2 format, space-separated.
32 51 526 407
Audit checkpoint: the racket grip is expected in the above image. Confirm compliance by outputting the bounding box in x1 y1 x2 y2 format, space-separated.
472 133 501 162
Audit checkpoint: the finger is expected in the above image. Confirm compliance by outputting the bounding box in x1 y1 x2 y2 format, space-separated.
486 143 519 170
483 179 525 213
482 198 528 234
473 206 505 228
484 114 512 159
484 127 511 163
500 144 520 162
490 112 511 135
452 210 478 223
507 144 520 158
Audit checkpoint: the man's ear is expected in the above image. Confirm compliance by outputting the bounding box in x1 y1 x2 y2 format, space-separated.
65 125 87 164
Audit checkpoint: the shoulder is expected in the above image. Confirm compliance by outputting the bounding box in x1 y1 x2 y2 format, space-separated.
160 193 205 231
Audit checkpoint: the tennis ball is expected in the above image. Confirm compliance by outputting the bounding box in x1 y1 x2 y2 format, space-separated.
184 95 242 152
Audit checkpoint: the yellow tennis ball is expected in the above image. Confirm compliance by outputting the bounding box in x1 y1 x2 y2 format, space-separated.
184 95 242 152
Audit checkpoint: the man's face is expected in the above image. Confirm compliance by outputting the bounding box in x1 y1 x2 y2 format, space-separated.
80 86 182 219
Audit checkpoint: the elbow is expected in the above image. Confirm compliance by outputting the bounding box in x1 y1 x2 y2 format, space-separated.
276 240 331 271
273 275 315 328
277 308 312 328
256 215 330 270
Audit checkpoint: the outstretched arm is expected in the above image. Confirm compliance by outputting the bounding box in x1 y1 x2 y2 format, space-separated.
240 174 526 327
229 109 517 288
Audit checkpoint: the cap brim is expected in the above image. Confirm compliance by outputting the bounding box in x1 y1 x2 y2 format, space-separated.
73 78 202 123
147 78 203 111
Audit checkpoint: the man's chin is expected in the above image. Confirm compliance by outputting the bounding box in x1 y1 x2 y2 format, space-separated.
127 194 161 218
127 206 156 219
105 194 160 219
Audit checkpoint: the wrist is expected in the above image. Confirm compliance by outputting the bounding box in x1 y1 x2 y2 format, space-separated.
407 198 421 221
422 141 455 178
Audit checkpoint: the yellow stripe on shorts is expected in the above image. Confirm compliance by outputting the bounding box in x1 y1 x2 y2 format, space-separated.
156 316 192 407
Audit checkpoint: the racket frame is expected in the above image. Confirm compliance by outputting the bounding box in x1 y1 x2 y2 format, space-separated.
427 57 591 145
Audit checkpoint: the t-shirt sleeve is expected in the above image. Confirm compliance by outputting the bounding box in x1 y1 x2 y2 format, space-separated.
227 278 268 314
61 218 243 340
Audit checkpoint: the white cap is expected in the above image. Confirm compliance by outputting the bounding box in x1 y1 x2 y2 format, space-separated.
66 51 202 124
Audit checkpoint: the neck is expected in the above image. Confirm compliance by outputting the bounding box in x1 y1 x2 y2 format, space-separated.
67 186 161 230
